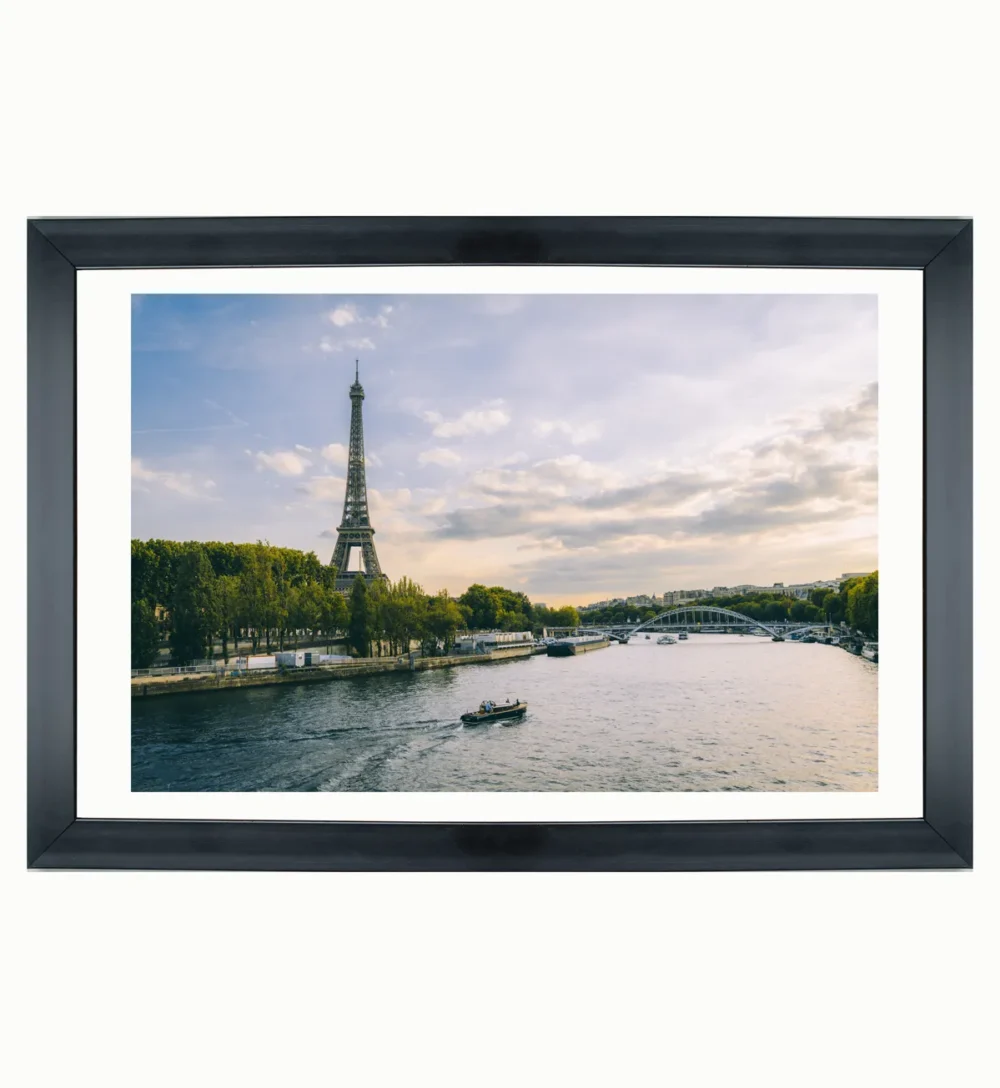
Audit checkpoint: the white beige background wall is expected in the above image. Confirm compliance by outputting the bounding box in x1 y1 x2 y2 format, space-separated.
2 2 993 1087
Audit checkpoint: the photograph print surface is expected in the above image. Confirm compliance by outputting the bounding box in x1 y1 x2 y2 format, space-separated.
130 293 879 792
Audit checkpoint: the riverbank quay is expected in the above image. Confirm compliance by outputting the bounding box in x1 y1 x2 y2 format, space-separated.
131 644 534 698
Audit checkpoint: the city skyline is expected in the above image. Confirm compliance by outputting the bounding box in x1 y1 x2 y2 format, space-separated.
132 293 878 607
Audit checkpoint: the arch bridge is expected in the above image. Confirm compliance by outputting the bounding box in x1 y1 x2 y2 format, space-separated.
547 607 834 643
621 605 784 640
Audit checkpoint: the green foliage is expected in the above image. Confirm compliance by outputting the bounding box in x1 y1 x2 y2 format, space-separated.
348 575 371 656
131 539 160 605
131 599 160 668
845 571 878 637
458 584 499 630
424 589 465 654
382 576 428 656
533 604 581 631
215 574 241 662
458 584 534 632
322 589 350 650
168 545 218 665
132 537 561 662
238 544 279 652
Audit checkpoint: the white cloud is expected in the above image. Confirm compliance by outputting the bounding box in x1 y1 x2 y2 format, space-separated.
321 443 349 466
319 336 341 353
254 449 312 476
420 495 448 515
320 442 381 468
418 447 462 467
345 337 376 351
534 419 603 445
532 454 621 488
297 475 347 502
421 400 511 438
328 306 357 327
131 458 214 499
369 487 412 511
295 444 312 453
327 304 390 335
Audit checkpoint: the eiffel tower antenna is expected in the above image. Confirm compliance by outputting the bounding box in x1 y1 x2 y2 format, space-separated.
328 363 386 592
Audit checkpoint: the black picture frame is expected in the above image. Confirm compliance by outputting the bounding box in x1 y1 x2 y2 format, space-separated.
27 216 972 871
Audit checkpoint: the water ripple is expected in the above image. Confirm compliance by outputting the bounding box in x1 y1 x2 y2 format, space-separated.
132 636 878 793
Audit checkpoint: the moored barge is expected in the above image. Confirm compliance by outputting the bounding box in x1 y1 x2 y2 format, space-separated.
546 634 610 656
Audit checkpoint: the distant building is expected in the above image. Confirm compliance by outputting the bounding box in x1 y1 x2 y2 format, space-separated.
533 602 548 611
663 589 705 606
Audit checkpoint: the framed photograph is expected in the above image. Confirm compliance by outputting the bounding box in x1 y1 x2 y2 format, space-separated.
27 217 972 870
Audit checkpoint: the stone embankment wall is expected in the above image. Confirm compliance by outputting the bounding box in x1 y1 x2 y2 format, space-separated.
131 644 533 698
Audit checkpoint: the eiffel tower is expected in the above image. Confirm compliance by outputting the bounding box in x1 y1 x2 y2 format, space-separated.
329 361 387 593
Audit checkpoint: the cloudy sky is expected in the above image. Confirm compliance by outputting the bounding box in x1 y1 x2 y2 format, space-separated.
131 293 878 605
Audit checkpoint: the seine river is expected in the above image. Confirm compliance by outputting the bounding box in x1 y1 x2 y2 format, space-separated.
132 635 878 792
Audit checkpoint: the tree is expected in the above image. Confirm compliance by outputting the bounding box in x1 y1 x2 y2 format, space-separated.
131 599 160 668
810 587 830 610
168 545 218 665
238 544 278 653
490 587 533 624
846 571 878 638
348 575 371 657
321 588 349 651
762 600 788 622
131 540 161 607
789 600 822 623
215 574 241 662
296 581 326 643
270 548 290 651
424 590 465 654
498 609 531 632
549 605 580 628
384 576 427 655
459 584 499 630
365 577 390 656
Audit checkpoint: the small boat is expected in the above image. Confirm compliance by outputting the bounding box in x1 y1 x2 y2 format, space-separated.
656 634 676 645
645 634 650 639
801 635 817 643
862 642 879 663
678 631 688 640
461 698 528 725
771 635 785 642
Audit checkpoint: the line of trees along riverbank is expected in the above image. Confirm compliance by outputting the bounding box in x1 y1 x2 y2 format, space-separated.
131 539 580 668
579 573 878 639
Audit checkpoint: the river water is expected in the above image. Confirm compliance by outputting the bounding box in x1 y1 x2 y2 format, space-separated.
132 635 878 792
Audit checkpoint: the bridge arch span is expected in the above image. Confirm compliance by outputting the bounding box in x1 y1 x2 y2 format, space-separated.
626 605 783 639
